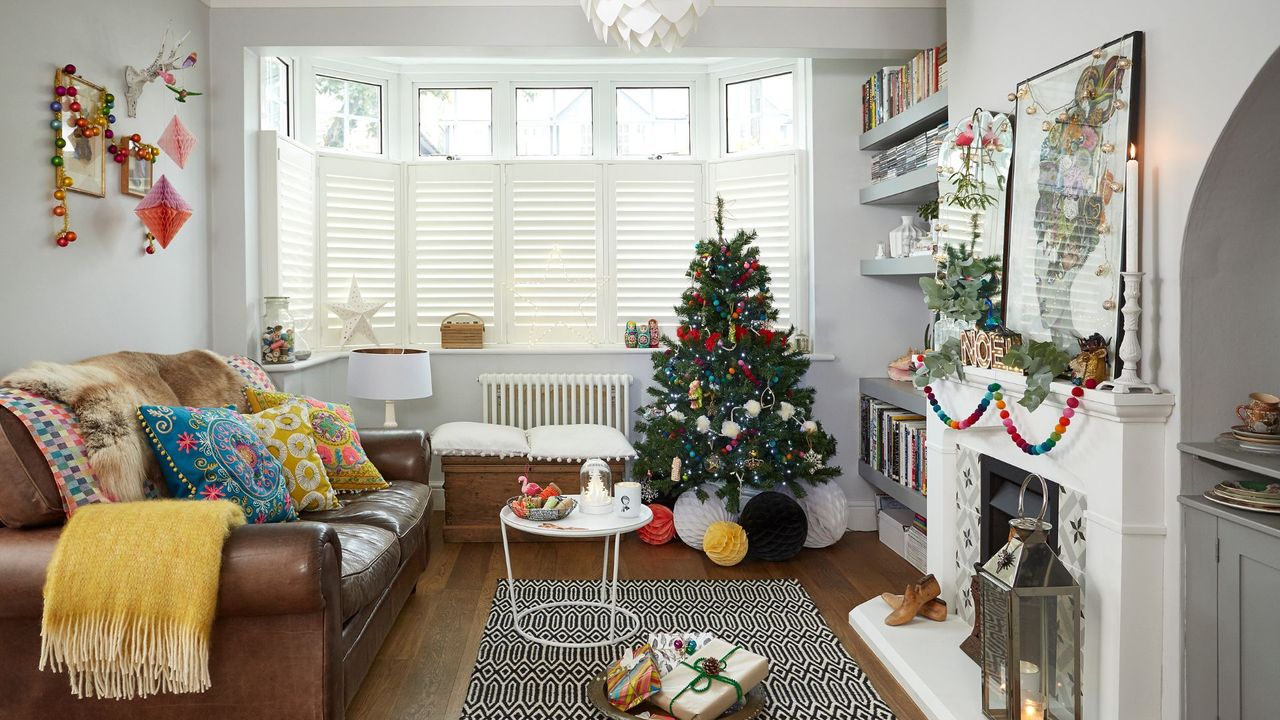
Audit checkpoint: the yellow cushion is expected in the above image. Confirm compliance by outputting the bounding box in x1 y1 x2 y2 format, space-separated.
244 388 388 492
243 401 342 512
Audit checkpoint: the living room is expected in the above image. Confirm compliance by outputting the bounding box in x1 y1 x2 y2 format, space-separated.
1 1 1277 719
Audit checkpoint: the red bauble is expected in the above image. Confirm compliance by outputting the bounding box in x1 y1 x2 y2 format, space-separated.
639 503 675 545
55 236 69 247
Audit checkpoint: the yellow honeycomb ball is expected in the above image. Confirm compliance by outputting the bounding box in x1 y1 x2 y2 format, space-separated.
703 521 748 567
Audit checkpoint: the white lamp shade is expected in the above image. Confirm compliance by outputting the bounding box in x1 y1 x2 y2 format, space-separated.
346 348 433 401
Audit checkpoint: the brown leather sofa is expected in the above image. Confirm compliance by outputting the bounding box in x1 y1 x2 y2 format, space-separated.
0 404 433 719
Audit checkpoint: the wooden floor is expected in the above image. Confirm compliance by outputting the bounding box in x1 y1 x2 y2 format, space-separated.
347 511 927 720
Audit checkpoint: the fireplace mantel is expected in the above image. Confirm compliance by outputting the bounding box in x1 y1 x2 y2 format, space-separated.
853 367 1175 720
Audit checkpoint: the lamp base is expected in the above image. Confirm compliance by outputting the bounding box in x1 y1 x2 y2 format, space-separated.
382 400 398 428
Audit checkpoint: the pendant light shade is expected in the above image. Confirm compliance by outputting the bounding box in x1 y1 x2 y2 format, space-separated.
581 0 712 52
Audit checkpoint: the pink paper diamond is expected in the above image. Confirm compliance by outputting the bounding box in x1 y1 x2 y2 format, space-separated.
134 175 192 249
158 115 197 169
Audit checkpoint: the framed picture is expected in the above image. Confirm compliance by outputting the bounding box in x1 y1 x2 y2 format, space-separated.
55 69 108 198
120 148 153 197
1003 32 1143 375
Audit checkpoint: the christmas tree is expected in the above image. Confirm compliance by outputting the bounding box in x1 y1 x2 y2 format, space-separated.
633 197 839 513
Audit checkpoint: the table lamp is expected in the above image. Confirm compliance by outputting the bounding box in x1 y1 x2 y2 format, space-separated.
346 348 433 428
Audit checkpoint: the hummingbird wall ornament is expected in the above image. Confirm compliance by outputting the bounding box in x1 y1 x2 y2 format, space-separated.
123 24 198 117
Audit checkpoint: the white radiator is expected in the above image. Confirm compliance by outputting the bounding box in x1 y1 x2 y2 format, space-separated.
478 373 633 436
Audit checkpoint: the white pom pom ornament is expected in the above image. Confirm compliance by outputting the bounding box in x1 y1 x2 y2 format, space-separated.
696 415 711 433
720 420 741 439
744 400 762 417
669 410 686 423
777 402 796 421
673 485 739 549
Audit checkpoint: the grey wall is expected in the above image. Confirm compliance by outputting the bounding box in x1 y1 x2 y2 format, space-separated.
945 2 1280 716
206 6 945 527
0 0 210 373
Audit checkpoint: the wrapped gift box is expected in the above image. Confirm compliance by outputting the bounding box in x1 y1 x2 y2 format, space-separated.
606 644 663 711
650 639 768 720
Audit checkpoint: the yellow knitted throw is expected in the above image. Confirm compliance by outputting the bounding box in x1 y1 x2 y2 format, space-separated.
40 499 246 699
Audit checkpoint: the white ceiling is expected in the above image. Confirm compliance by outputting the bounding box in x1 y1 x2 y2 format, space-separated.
206 0 944 8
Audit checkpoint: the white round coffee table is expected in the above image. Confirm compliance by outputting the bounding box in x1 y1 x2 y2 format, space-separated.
499 496 653 649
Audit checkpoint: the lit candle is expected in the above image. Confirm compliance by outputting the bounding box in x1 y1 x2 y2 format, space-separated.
1125 143 1139 272
1023 698 1045 720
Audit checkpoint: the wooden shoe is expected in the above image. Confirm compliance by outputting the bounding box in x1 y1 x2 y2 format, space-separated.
880 592 948 621
884 574 942 626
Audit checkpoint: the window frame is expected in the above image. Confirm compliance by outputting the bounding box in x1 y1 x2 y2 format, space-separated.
312 68 389 157
414 85 496 160
513 85 597 159
260 56 294 137
717 63 801 157
613 85 694 159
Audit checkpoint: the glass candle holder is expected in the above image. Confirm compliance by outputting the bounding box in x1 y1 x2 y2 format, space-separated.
578 458 614 515
261 296 296 364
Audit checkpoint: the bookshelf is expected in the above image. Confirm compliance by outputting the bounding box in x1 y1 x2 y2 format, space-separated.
859 461 927 516
859 254 937 277
859 166 939 206
860 89 949 152
859 377 926 415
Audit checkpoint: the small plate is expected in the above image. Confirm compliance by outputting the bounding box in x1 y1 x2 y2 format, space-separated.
1231 425 1280 442
1215 433 1280 455
1205 488 1280 515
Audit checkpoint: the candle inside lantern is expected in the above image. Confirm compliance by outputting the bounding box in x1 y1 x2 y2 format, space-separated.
1125 143 1139 272
1022 698 1045 720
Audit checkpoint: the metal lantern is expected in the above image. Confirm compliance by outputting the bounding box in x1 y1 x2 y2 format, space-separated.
977 474 1082 720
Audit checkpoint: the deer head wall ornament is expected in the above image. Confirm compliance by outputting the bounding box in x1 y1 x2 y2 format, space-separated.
123 25 197 117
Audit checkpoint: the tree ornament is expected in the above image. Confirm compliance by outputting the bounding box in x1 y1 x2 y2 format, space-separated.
744 399 762 417
801 420 818 433
702 521 749 566
668 410 686 423
687 379 703 409
673 486 738 550
720 420 741 439
671 456 682 485
776 401 796 421
695 415 711 433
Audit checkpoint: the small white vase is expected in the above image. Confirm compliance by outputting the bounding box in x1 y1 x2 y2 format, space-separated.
888 216 924 258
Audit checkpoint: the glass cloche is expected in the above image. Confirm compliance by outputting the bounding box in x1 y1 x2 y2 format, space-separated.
578 458 614 515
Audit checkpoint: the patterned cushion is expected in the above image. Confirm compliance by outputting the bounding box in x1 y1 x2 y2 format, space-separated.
223 355 276 392
244 388 387 492
243 402 341 512
138 405 298 523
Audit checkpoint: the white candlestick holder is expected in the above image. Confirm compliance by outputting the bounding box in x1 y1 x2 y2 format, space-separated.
1100 271 1161 394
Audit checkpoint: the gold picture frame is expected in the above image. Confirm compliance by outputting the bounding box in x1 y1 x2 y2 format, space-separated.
120 145 154 197
54 69 107 198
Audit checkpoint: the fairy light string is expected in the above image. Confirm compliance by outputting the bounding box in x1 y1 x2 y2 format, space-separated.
916 355 1085 456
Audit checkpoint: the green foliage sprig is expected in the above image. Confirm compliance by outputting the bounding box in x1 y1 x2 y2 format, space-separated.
912 338 964 387
919 244 1002 324
1001 340 1073 412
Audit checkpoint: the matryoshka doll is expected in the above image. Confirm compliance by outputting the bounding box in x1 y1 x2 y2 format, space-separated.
625 320 639 348
647 318 660 348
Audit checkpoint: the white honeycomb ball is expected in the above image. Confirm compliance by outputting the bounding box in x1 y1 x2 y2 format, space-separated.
673 485 739 550
794 481 849 548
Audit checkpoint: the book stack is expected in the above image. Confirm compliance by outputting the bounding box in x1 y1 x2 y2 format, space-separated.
869 121 947 182
859 395 928 495
861 43 948 132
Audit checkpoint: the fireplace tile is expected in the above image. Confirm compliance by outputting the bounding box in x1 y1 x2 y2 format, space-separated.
956 445 981 511
1059 487 1088 570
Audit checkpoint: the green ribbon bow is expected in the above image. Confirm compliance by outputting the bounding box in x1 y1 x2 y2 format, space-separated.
667 646 743 715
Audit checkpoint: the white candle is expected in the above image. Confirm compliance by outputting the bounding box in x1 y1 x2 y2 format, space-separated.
1125 144 1139 272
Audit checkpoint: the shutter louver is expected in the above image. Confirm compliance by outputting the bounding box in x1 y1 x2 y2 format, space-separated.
710 154 797 328
610 163 702 336
506 164 603 344
406 164 498 344
318 155 401 347
262 133 318 346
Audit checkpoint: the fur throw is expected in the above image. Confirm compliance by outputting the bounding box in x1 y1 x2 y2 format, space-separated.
2 350 249 502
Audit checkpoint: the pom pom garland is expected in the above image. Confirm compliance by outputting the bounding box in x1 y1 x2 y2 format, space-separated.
703 521 749 566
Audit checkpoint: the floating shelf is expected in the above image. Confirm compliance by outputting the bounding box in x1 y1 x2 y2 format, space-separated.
859 166 939 206
860 255 937 277
1179 440 1280 481
860 377 926 416
859 461 927 516
859 89 950 152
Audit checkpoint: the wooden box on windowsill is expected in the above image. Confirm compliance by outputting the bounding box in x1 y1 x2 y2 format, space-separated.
441 456 627 542
440 312 485 349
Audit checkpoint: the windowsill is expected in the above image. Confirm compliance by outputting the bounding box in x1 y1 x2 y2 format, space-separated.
262 347 836 374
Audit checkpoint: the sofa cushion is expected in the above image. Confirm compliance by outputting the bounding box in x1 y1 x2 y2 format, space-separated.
245 388 388 492
303 481 431 561
526 424 637 461
243 401 342 512
430 421 529 458
332 524 400 622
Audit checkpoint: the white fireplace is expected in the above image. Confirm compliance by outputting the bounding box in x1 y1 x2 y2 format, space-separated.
851 367 1174 720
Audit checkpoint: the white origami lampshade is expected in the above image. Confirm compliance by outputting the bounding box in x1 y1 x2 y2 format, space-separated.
347 348 433 428
582 0 712 52
673 485 738 549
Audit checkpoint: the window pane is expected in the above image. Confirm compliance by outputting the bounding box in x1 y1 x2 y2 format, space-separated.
419 88 493 157
616 87 690 157
516 87 593 156
726 72 793 154
315 74 382 154
260 58 290 135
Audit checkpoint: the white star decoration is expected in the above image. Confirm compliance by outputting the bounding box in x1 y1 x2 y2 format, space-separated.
329 278 387 348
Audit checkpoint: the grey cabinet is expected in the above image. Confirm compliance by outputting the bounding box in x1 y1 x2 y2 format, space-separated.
1181 495 1280 720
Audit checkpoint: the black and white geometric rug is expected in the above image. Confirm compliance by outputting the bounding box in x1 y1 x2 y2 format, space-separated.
460 579 895 719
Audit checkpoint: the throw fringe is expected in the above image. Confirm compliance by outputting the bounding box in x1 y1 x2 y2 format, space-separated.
40 611 211 700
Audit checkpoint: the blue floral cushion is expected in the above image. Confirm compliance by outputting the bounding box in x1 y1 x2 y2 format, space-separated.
138 405 298 523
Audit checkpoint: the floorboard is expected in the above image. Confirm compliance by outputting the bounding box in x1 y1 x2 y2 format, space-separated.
347 511 927 720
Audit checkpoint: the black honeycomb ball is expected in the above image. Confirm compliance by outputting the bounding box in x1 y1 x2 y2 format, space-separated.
738 491 808 562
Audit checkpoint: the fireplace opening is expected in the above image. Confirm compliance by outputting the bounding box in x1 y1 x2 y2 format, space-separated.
979 454 1060 561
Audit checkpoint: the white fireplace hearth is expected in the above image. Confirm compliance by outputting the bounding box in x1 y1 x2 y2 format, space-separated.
850 367 1174 720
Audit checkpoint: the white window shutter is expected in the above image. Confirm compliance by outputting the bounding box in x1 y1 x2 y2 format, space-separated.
260 132 318 346
317 155 401 347
709 153 798 328
609 163 702 338
406 163 498 344
505 163 604 344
